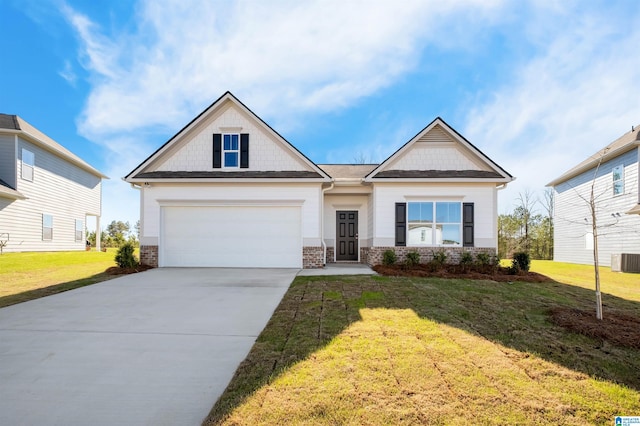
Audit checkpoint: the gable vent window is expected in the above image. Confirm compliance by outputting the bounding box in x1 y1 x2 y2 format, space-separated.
213 133 249 169
22 148 34 181
42 214 53 241
612 164 624 196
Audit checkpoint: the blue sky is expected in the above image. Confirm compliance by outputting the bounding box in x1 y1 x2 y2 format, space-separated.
2 0 639 229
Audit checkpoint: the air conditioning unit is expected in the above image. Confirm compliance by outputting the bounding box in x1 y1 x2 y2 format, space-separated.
612 253 640 273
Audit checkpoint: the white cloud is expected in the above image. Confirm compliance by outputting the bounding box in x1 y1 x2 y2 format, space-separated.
463 3 640 212
58 60 77 85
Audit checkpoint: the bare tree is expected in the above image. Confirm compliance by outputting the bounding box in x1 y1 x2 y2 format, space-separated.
514 189 537 252
540 188 554 259
352 152 372 164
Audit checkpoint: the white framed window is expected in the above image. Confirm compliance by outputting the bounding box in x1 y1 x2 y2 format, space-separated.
75 219 84 242
42 214 53 241
223 134 239 168
407 201 462 246
612 164 624 196
22 148 34 181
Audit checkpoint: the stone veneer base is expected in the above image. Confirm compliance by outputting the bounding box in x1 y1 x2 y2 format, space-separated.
366 247 497 266
140 245 159 267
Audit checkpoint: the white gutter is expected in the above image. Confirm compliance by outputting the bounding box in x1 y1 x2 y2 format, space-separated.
320 182 335 266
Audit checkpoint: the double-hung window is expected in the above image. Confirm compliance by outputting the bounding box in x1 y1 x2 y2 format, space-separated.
22 149 34 181
407 202 462 246
42 214 53 241
223 134 239 168
612 164 624 196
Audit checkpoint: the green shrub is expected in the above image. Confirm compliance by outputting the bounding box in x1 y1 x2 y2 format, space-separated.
512 251 531 272
475 252 491 266
432 250 447 266
382 250 397 265
405 251 421 267
459 251 474 266
115 242 139 268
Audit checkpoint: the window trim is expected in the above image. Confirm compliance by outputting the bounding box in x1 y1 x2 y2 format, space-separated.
406 201 463 247
21 148 34 181
75 219 84 242
42 214 53 241
612 164 624 196
222 133 240 168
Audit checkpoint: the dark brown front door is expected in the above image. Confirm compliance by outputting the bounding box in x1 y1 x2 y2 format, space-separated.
336 211 358 261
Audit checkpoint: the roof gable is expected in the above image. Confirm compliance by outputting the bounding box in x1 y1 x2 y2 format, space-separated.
0 114 107 179
365 117 512 183
126 92 330 181
546 124 640 187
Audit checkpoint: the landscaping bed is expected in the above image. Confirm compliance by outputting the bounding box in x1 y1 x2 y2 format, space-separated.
373 263 552 282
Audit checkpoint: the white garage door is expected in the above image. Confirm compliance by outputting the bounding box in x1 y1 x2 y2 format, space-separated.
161 205 302 268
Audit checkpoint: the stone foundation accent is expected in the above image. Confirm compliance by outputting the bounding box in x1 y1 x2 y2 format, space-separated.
326 247 335 264
140 245 159 267
303 246 324 268
360 247 370 264
366 246 496 266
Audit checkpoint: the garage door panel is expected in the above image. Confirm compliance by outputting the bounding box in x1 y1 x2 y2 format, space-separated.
161 206 302 268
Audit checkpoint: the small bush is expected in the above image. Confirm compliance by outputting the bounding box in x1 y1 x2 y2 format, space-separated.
405 251 421 267
475 252 491 266
512 251 531 272
382 250 397 265
115 242 139 269
432 250 447 266
459 251 474 271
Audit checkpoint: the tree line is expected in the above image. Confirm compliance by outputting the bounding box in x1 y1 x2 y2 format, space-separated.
87 220 140 248
498 189 554 260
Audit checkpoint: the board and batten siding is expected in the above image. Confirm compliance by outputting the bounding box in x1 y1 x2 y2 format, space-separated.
0 135 16 188
553 148 639 266
139 183 323 247
0 137 102 252
371 183 497 248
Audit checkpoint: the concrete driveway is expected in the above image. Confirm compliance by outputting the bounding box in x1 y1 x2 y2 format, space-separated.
0 268 296 426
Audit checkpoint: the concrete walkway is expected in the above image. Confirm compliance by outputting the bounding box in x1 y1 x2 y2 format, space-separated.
0 268 297 426
297 263 377 276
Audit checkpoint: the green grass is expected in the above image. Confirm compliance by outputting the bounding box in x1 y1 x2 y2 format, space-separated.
0 250 117 308
205 268 640 425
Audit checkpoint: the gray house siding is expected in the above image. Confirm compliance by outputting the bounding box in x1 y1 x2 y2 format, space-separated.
0 135 16 188
0 136 102 252
553 148 640 266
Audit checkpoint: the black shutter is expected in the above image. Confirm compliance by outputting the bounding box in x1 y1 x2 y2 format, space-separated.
463 202 474 247
240 133 249 168
395 203 406 246
213 134 222 168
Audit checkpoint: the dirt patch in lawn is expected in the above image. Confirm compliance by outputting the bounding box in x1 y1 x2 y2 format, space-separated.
105 265 155 275
550 307 640 350
373 264 552 283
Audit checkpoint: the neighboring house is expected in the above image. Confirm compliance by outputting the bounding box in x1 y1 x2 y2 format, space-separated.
125 92 513 268
547 125 640 267
0 114 107 252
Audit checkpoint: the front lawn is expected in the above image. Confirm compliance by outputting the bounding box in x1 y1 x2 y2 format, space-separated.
0 250 117 308
205 270 640 425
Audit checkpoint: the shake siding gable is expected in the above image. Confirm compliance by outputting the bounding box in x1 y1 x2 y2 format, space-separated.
154 104 311 173
553 149 639 266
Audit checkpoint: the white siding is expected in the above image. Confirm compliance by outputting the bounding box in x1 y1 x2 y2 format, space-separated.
155 103 310 172
0 135 16 187
140 183 322 246
372 183 497 248
0 137 102 252
554 148 640 266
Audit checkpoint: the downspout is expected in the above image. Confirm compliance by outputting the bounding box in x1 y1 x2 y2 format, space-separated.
321 182 335 266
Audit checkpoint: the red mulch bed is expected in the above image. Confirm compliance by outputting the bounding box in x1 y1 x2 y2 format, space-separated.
549 307 640 349
372 264 552 283
105 265 155 275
